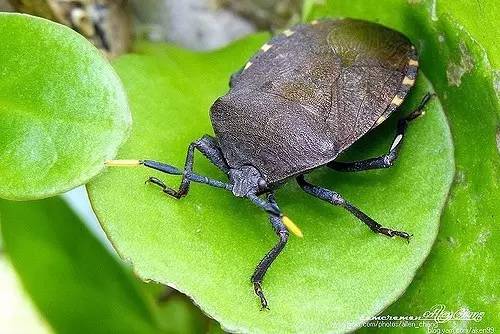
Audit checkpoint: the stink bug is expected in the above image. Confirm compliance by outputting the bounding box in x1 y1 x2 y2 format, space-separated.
107 18 433 309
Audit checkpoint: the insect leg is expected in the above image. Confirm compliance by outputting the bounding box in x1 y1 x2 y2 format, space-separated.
143 135 230 198
296 175 412 242
328 93 433 172
194 135 230 173
145 173 232 197
249 193 289 310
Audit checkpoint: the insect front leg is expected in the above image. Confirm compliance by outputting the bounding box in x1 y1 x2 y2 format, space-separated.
248 193 289 310
296 175 412 242
143 135 230 199
328 93 433 172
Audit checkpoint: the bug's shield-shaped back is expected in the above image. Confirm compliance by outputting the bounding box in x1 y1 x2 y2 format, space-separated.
211 19 417 184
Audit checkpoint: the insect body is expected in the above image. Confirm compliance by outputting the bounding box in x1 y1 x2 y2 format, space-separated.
107 18 432 309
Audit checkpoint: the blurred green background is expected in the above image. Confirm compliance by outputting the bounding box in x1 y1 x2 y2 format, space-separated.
0 0 497 333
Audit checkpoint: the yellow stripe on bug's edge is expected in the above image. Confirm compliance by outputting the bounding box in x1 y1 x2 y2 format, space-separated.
261 43 272 52
283 29 294 37
244 61 252 70
402 76 415 86
391 95 404 106
375 115 387 125
282 216 303 238
408 59 419 66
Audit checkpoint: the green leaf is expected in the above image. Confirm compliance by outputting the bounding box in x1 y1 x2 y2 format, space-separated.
87 34 454 333
0 197 161 334
142 282 212 333
0 13 131 200
155 288 210 333
307 0 500 330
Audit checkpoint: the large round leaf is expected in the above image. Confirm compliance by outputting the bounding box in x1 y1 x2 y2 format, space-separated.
0 13 131 200
88 36 454 333
307 1 500 330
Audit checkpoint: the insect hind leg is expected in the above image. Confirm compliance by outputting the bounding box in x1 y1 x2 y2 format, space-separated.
328 93 433 172
143 135 230 199
296 175 411 242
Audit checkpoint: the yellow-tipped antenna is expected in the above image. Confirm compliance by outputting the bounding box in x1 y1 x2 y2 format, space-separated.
282 215 303 238
105 159 142 167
